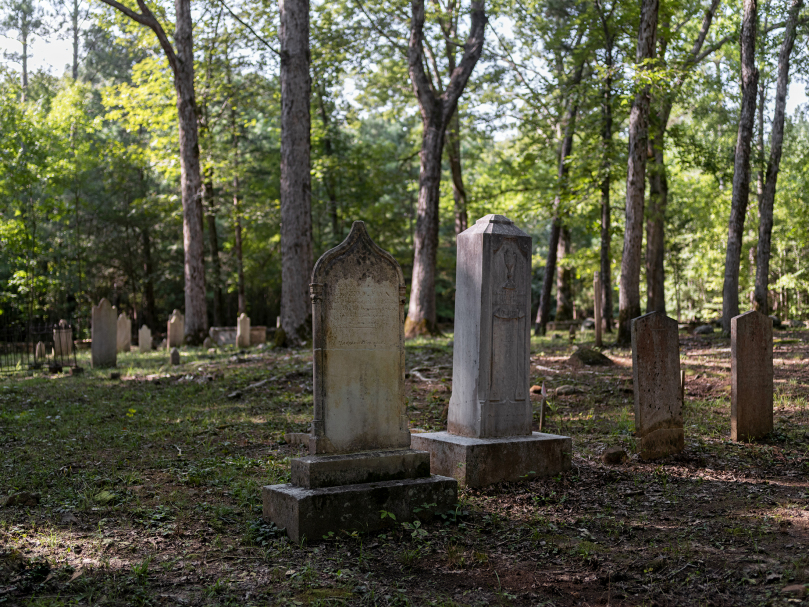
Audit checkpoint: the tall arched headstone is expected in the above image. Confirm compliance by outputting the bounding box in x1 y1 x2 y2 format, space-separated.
411 215 571 486
167 310 184 349
117 313 131 353
263 221 456 541
91 299 117 368
631 311 683 459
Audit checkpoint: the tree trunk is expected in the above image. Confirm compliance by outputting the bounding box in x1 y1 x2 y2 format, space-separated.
205 170 224 327
721 0 759 333
644 104 670 314
141 225 156 331
617 0 659 346
233 176 246 316
754 0 803 314
555 226 573 321
71 0 79 79
597 5 615 333
279 0 313 345
405 0 485 338
316 82 340 245
447 109 468 237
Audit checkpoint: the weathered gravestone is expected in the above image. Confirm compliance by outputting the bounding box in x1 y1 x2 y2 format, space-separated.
53 319 73 357
117 313 131 353
91 299 117 368
236 313 251 348
263 221 456 541
411 215 571 487
167 310 184 349
35 341 47 361
209 327 236 346
250 326 266 345
631 312 683 459
731 311 773 441
138 325 152 353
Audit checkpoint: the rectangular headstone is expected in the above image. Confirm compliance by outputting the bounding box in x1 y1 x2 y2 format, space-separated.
167 310 184 349
138 325 152 353
309 221 410 454
631 311 683 459
250 326 266 345
731 311 773 441
117 313 131 353
237 313 251 348
209 327 236 346
449 214 532 438
53 319 73 357
91 299 117 368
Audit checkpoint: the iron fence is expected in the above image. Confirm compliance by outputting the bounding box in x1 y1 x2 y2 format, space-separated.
0 321 80 374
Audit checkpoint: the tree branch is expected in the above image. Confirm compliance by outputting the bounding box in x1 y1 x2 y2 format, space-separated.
695 13 809 64
218 0 280 56
441 0 486 123
408 0 440 117
99 0 178 74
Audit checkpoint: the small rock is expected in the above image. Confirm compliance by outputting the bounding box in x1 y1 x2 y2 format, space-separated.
60 512 79 525
602 447 628 465
207 348 216 354
556 385 583 396
202 337 213 349
170 347 180 366
693 324 714 335
781 584 807 597
567 347 613 367
109 372 121 380
581 318 596 329
2 491 41 507
284 432 309 446
530 385 542 394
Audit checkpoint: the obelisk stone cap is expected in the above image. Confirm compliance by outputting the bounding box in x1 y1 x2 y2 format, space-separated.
466 214 530 237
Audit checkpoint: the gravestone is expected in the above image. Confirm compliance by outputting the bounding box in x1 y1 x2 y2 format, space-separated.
91 299 117 368
138 325 152 353
236 313 251 348
263 221 456 541
250 326 266 345
167 310 184 349
170 347 180 366
209 327 236 346
631 311 683 459
117 313 131 353
731 311 773 441
35 341 46 361
53 319 73 357
411 215 571 487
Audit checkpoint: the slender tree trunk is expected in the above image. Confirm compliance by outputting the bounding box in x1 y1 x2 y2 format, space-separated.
233 176 246 316
141 226 156 331
617 0 659 346
721 0 759 333
71 0 79 79
645 104 670 314
405 0 485 337
447 110 468 236
279 0 313 345
600 68 613 331
21 27 28 99
754 0 803 314
316 82 340 245
205 169 224 327
555 226 573 320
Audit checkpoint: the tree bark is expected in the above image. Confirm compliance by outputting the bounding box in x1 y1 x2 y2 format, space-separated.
644 104 670 314
279 0 313 345
405 0 486 337
99 0 209 344
721 0 759 333
205 170 224 328
754 0 803 314
617 0 659 346
315 81 341 246
71 0 79 79
555 226 573 321
141 225 156 331
447 109 468 237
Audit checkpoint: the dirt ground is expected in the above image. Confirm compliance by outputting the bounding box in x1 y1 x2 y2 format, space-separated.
0 328 807 606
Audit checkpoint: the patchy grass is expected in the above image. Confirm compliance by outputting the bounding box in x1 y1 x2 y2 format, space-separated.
0 331 807 606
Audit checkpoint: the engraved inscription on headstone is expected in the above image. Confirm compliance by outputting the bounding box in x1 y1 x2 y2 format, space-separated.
309 221 410 454
731 311 773 441
91 299 117 368
631 312 684 459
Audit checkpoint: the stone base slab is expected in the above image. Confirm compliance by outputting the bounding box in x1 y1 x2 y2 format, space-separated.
410 431 572 488
639 427 684 460
263 476 457 542
291 449 430 488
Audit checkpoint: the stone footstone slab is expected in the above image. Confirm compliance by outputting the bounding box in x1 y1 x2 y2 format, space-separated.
263 475 457 542
291 449 430 489
410 431 571 488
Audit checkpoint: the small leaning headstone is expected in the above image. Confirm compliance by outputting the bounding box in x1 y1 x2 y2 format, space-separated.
263 221 456 541
170 347 180 366
91 299 117 368
117 313 131 353
167 310 184 349
412 215 571 487
138 325 152 353
236 313 251 348
731 311 773 441
631 311 683 459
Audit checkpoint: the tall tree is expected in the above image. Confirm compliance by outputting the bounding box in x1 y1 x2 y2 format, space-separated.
279 0 313 345
100 0 208 342
616 0 658 346
405 0 485 337
721 0 758 333
555 226 573 320
0 0 45 98
754 0 803 314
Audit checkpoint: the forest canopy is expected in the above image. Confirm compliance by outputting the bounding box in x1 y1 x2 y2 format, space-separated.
2 0 808 339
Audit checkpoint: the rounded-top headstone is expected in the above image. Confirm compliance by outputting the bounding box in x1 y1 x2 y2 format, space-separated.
309 221 410 454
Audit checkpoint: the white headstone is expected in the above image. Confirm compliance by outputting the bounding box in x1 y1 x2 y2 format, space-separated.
91 299 117 368
236 313 251 348
309 221 410 454
117 313 131 353
167 310 184 349
35 341 47 360
138 325 152 353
